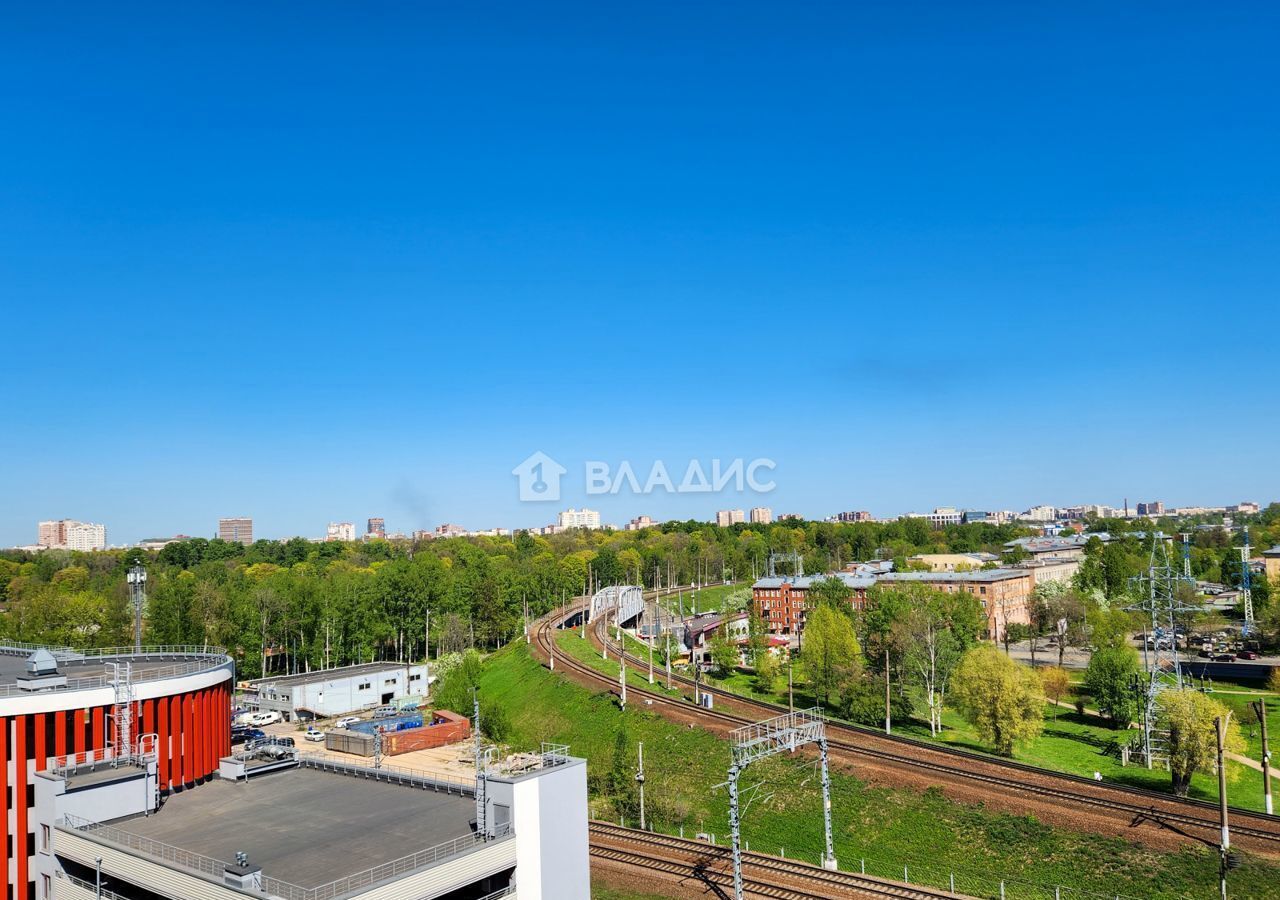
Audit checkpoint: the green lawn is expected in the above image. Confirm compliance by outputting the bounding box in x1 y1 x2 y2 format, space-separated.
655 581 747 617
690 655 1280 815
480 639 1280 900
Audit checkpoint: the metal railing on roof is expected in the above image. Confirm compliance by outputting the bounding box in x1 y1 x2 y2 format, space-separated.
56 871 132 900
0 642 227 660
0 645 229 698
60 813 511 900
296 751 477 794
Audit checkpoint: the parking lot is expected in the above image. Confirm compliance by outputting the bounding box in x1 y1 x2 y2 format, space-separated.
235 711 478 782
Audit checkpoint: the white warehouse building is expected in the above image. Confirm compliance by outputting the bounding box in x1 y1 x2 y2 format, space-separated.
247 661 431 721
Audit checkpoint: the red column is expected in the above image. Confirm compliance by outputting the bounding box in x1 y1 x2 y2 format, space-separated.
91 706 105 756
204 688 215 774
34 712 47 772
170 695 182 788
73 709 86 757
15 714 28 893
54 710 67 760
0 717 8 892
157 696 170 790
193 690 205 780
183 693 194 786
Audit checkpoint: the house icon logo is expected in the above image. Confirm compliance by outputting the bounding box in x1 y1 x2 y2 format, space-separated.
512 451 567 502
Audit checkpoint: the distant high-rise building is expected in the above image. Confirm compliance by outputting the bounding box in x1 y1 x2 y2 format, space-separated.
434 523 468 538
37 519 106 551
65 521 107 551
834 511 872 523
218 517 254 545
558 508 602 530
326 522 356 542
623 515 657 531
38 520 66 548
777 513 804 521
749 507 773 525
367 517 386 538
715 509 745 527
1135 501 1165 518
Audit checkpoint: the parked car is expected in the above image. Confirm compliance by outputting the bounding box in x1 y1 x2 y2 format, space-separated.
1213 653 1236 662
248 710 282 727
1238 650 1260 660
335 715 361 730
373 705 399 719
231 727 265 746
304 727 325 742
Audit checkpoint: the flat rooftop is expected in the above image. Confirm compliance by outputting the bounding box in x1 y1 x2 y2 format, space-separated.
0 647 224 689
113 766 476 887
250 661 419 690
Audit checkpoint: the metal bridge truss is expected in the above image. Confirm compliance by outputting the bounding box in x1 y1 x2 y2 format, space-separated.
725 708 836 900
588 585 645 626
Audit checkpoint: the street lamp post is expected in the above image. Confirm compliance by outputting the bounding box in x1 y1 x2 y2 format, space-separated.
127 564 147 652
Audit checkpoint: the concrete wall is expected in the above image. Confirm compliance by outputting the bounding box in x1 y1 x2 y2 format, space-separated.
486 758 589 900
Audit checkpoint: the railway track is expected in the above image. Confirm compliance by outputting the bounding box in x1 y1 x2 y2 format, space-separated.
590 821 962 899
535 598 1280 855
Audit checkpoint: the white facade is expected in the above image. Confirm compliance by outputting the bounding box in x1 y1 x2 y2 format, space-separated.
557 508 601 530
37 519 106 551
1020 505 1057 522
749 507 773 524
326 522 356 541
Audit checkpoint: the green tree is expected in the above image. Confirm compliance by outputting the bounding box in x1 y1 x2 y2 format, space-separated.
951 645 1044 756
1040 667 1071 719
1156 690 1244 796
1083 644 1141 727
753 649 780 693
708 634 740 676
801 604 861 707
808 575 854 610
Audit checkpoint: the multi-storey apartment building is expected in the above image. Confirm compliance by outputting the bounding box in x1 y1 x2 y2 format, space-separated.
749 507 773 524
218 517 254 545
326 522 356 542
558 508 602 530
36 520 106 551
715 509 745 527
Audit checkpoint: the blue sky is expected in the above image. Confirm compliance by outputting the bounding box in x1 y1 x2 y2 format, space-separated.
2 2 1278 545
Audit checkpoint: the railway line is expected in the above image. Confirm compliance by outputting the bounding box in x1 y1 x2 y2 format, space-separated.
532 596 1280 857
590 821 964 899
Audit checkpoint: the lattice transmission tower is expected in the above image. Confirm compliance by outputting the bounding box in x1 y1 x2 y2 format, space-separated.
1125 537 1200 768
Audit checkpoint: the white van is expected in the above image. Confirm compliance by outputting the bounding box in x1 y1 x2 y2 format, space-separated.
249 710 281 727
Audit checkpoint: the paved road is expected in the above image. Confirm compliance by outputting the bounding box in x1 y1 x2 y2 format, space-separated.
1007 639 1280 672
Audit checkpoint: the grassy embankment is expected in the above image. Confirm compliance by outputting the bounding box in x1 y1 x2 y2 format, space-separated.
605 621 1280 815
479 635 1280 899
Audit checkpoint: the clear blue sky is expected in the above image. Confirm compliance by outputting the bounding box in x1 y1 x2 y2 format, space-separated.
2 2 1278 546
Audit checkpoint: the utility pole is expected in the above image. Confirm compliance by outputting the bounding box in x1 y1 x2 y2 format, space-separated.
619 649 627 710
884 648 892 735
636 742 647 830
1217 714 1231 900
648 606 655 685
1254 700 1273 815
788 656 794 714
665 629 672 689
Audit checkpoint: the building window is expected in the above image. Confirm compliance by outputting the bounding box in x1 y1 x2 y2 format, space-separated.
39 824 50 853
358 681 371 691
40 875 50 900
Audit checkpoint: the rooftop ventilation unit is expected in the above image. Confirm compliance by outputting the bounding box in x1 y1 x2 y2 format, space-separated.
18 648 67 691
